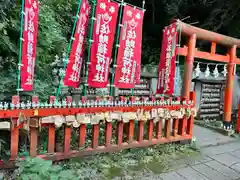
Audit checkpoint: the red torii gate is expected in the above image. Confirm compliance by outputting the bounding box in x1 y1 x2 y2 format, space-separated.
176 19 240 129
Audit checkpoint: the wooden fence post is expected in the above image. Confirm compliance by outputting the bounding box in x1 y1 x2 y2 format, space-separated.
187 91 196 137
29 96 39 157
10 95 20 160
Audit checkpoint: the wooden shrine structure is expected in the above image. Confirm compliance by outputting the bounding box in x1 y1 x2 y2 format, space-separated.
177 19 240 129
1 19 240 168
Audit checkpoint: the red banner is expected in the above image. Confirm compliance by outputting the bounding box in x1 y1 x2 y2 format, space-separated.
114 5 144 88
64 0 90 88
21 0 39 91
87 0 119 88
156 23 178 95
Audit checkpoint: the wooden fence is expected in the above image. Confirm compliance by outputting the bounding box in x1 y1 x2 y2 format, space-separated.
0 92 196 168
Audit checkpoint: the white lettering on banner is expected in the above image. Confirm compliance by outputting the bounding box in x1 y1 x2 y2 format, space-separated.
93 7 113 83
100 2 106 10
130 61 136 83
96 15 101 35
126 10 132 17
119 17 137 84
28 31 34 43
33 1 37 9
29 7 35 20
69 12 88 82
135 13 141 19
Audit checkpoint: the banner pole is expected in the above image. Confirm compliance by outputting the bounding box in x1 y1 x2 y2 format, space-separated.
16 0 26 95
131 0 145 97
109 0 124 96
83 0 96 96
55 0 82 101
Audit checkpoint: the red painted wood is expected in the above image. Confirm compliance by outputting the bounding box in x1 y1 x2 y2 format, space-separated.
30 127 38 157
137 121 144 142
156 120 162 139
183 34 196 99
64 126 71 153
92 124 99 149
164 119 171 138
105 122 112 147
178 20 240 48
49 96 56 104
10 124 19 160
29 95 39 157
79 124 86 147
48 125 55 153
32 96 39 104
224 46 236 124
11 96 20 107
210 42 216 54
147 120 154 140
127 120 134 142
187 91 196 137
0 105 190 119
172 119 179 137
116 121 123 146
178 47 230 63
179 97 187 136
66 96 73 104
10 96 20 160
178 118 186 136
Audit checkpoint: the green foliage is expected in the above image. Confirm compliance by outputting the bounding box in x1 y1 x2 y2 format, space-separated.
15 157 78 180
0 138 9 160
0 0 77 101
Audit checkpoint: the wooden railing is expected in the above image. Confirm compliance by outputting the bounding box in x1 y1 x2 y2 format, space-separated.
0 92 196 168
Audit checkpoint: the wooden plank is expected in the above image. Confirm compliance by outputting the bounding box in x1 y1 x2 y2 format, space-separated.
147 120 153 140
10 95 20 160
178 20 240 48
187 91 196 136
156 120 162 139
105 122 112 147
116 121 123 146
10 124 19 160
172 119 179 137
48 125 55 153
30 127 38 157
137 121 144 142
0 105 190 119
64 126 71 153
127 120 134 142
79 124 86 147
164 119 171 138
178 47 230 63
178 118 186 136
92 124 99 149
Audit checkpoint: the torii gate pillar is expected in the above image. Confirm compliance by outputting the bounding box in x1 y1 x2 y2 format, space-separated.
182 34 197 99
224 46 236 129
